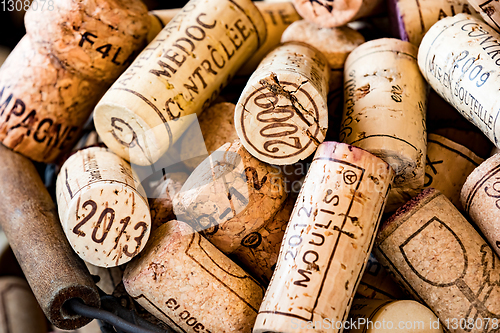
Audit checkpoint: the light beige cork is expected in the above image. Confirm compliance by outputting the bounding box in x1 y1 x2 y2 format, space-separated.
123 220 265 333
0 35 104 163
147 9 180 43
94 0 267 166
347 299 442 333
425 133 483 210
418 14 500 149
468 0 500 32
375 188 500 332
56 147 151 267
235 42 330 165
293 0 385 28
341 38 427 211
254 141 394 333
461 153 500 258
173 140 287 254
25 0 150 82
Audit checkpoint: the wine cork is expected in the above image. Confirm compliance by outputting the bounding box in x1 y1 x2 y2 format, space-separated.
173 140 287 254
0 35 104 163
293 0 385 28
0 277 47 333
25 0 150 82
418 14 500 149
374 188 500 330
85 263 124 295
253 142 394 333
341 38 427 210
424 133 483 210
468 0 500 32
388 0 478 46
492 146 500 155
147 9 180 43
94 0 267 166
356 254 407 300
280 20 365 91
123 220 265 333
461 153 500 258
234 42 329 165
56 147 151 268
178 102 239 170
347 299 442 333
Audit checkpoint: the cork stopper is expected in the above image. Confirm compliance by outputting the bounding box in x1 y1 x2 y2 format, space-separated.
468 0 500 32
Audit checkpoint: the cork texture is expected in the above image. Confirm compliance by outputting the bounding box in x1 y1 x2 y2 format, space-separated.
468 0 500 32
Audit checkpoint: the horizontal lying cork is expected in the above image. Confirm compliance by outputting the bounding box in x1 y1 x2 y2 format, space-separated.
173 140 287 254
123 220 265 333
56 147 151 267
468 0 500 32
235 42 329 165
418 14 500 149
254 142 394 333
375 188 500 331
94 0 267 166
25 0 150 82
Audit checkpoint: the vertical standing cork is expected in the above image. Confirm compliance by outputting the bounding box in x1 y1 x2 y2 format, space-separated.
0 144 100 330
461 153 500 258
375 188 500 331
93 0 267 166
56 147 151 268
254 142 394 333
341 38 427 211
418 14 500 149
388 0 478 45
468 0 500 32
173 140 287 255
293 0 385 28
424 133 483 210
235 42 330 165
123 220 265 333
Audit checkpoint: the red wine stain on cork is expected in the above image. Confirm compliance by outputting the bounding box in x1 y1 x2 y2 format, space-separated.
355 84 371 99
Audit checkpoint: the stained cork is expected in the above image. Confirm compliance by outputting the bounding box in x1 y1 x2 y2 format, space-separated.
93 0 267 166
375 188 500 331
123 220 265 333
235 42 329 165
56 147 151 268
254 141 394 333
468 0 500 32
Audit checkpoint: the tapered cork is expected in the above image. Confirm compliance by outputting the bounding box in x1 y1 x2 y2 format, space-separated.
94 0 267 166
425 133 483 210
375 188 500 331
123 220 265 333
293 0 385 28
461 153 500 258
235 42 329 165
388 0 479 46
254 142 394 333
468 0 500 32
418 14 500 149
0 35 104 163
56 147 151 268
173 140 287 254
25 0 150 82
341 38 427 211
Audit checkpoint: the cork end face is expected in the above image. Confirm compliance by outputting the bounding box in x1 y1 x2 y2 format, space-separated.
293 0 363 28
461 153 500 212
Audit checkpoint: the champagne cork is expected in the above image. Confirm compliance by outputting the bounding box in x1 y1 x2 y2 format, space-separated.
94 0 267 166
468 0 500 32
347 299 442 333
173 140 287 254
388 0 478 46
461 153 500 258
178 102 239 170
56 147 151 268
341 38 427 210
418 14 500 148
375 188 500 331
234 42 330 165
0 277 47 333
356 254 407 300
293 0 385 28
254 142 394 333
123 220 265 333
25 0 150 82
280 20 365 91
424 133 483 210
